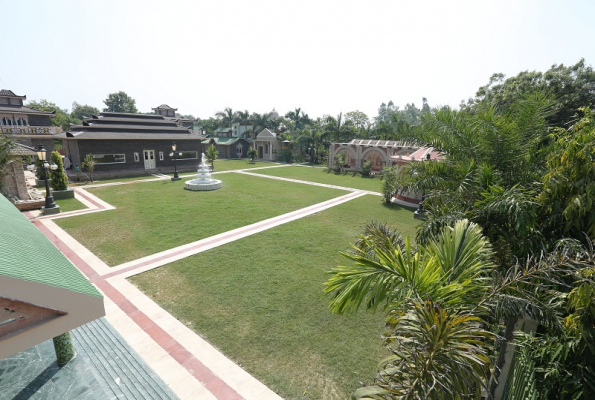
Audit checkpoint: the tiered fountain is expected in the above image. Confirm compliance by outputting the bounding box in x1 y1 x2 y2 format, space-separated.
184 153 222 191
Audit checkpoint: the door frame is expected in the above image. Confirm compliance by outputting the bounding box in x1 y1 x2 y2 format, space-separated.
143 149 156 169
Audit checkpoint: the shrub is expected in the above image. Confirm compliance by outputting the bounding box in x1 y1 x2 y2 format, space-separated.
50 151 69 190
82 153 96 182
333 151 346 173
361 160 373 177
248 146 257 163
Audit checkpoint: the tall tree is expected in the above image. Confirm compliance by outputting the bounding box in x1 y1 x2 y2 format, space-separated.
284 107 311 130
103 91 138 113
467 59 595 127
71 101 99 121
27 99 76 131
395 92 556 262
540 107 595 241
251 112 272 134
323 112 355 143
215 107 235 127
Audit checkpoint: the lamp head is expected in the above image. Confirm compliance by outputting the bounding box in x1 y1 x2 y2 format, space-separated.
172 142 177 151
36 144 47 161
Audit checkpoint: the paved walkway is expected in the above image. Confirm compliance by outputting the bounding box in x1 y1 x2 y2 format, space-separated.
0 318 177 400
26 166 378 399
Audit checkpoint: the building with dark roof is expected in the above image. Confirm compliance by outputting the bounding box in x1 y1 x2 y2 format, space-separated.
0 89 62 153
202 136 251 159
64 107 206 177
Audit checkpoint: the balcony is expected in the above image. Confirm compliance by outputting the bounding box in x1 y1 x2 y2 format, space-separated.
1 126 62 135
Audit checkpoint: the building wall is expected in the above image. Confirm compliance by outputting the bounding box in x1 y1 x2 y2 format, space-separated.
66 139 204 172
28 115 52 126
229 139 249 159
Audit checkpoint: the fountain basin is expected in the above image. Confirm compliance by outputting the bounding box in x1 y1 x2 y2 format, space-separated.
184 179 222 191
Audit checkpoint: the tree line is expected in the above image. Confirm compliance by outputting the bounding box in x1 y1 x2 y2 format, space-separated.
325 59 595 399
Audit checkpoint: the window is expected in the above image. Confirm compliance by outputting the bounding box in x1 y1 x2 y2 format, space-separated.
93 154 126 164
159 151 164 161
134 152 140 162
177 151 198 160
16 118 28 126
265 143 269 155
1 117 12 126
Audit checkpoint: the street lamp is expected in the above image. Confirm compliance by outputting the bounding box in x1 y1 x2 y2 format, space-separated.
171 142 181 181
36 144 59 212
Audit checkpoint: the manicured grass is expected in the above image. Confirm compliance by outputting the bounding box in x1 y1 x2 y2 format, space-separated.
55 173 347 266
199 159 282 172
130 196 419 400
251 165 383 192
55 197 86 212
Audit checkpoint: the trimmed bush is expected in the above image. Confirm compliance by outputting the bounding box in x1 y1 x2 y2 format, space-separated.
50 151 69 190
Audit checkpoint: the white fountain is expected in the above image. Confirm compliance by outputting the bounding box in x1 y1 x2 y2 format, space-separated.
184 153 222 191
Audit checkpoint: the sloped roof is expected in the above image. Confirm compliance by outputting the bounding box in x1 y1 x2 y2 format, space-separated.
0 105 55 115
0 195 101 298
152 104 177 111
202 137 245 145
10 143 36 156
67 112 202 140
0 89 19 97
256 128 277 139
67 131 205 140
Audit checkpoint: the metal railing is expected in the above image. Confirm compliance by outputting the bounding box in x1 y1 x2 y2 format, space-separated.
1 126 62 134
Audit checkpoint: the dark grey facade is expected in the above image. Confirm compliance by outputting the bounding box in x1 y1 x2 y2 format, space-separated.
64 111 205 177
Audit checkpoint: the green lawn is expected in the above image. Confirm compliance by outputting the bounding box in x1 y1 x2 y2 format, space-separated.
130 196 419 400
55 197 86 212
55 173 347 266
251 165 383 192
202 159 282 172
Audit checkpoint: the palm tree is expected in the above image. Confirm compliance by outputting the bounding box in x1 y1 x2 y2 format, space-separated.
323 112 355 143
326 220 496 398
394 92 556 261
285 107 311 130
325 219 565 398
234 110 250 125
215 107 235 127
251 112 272 134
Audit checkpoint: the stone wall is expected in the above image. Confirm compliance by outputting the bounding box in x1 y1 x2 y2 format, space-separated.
1 160 28 200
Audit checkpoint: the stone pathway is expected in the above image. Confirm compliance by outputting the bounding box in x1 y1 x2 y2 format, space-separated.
27 166 377 399
0 318 177 400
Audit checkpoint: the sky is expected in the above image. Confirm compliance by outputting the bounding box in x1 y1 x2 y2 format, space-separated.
3 0 594 121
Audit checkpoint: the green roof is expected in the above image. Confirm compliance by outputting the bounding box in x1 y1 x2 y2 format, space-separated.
0 195 102 298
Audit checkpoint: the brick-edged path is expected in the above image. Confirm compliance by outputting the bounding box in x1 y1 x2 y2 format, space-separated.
30 168 370 399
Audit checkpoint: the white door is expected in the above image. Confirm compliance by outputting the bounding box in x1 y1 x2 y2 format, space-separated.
143 150 155 169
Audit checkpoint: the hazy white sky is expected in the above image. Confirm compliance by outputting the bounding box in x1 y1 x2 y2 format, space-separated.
3 0 594 120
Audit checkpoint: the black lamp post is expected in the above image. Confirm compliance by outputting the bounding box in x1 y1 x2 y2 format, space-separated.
171 141 181 181
36 145 58 210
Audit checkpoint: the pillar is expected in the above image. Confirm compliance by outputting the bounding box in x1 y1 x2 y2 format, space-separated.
53 331 76 365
